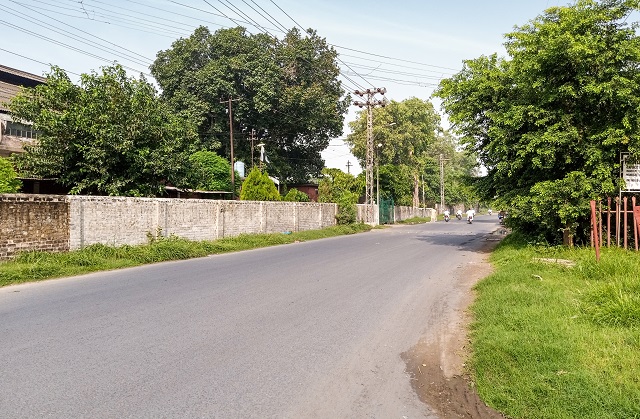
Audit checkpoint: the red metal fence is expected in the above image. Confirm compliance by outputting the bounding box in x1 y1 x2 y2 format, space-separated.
594 196 640 253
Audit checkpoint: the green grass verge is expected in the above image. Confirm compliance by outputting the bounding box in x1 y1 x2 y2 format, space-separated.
471 232 640 419
397 216 432 224
0 223 372 287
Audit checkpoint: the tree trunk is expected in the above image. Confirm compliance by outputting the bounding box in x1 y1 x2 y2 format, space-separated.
563 224 573 248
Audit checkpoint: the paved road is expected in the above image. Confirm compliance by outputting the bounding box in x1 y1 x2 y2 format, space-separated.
0 215 499 418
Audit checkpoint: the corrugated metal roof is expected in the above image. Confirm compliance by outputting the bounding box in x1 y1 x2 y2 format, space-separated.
0 65 47 83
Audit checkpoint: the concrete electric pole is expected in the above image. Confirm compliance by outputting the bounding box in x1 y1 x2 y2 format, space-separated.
439 153 450 211
222 97 240 199
353 88 388 224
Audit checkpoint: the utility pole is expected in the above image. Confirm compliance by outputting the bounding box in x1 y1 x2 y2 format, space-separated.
353 87 388 224
249 128 257 169
221 97 239 199
439 153 449 211
346 160 352 174
376 144 381 206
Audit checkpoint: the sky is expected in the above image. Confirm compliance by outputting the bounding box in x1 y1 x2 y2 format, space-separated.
1 0 566 175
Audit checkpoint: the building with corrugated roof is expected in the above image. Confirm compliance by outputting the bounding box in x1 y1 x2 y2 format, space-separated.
0 64 46 157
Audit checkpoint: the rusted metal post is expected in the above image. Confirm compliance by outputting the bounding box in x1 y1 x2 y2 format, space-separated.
599 200 603 250
634 197 639 251
624 196 628 250
616 197 621 247
590 213 594 249
607 197 611 247
635 205 640 252
591 200 600 262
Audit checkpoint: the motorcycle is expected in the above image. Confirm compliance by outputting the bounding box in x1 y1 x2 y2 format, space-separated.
456 213 462 220
444 213 450 222
467 214 474 224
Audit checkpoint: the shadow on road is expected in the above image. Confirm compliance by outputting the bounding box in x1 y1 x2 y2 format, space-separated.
410 217 509 254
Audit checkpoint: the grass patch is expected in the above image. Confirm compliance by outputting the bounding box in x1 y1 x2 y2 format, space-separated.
0 223 372 287
397 216 431 224
471 232 640 418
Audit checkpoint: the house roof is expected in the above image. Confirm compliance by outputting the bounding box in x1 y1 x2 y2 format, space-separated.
0 65 46 113
0 65 47 84
0 80 23 112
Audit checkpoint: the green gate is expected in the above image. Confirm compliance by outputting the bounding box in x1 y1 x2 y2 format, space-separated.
379 197 394 224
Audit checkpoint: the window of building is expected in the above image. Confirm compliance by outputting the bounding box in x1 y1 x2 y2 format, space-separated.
2 121 38 139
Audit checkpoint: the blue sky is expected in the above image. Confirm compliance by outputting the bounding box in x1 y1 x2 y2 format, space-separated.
1 0 566 174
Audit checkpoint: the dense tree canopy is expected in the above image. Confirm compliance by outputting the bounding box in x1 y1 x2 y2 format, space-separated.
435 0 640 244
10 65 198 196
151 26 349 184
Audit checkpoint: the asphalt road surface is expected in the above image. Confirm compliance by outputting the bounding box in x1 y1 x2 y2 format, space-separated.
0 215 499 418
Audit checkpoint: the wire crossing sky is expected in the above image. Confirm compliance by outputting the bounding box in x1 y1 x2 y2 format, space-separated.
1 0 565 173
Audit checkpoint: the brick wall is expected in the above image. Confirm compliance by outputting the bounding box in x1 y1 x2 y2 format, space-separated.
0 194 70 259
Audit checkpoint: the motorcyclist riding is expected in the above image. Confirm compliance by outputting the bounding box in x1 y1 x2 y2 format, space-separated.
466 208 475 224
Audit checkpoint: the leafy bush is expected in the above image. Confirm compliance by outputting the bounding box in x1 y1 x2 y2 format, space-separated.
283 188 310 202
187 151 232 191
0 157 21 193
335 192 358 225
239 167 281 201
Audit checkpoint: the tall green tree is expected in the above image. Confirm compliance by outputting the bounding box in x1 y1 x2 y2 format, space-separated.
345 98 441 207
435 0 640 245
0 157 21 193
151 26 349 184
9 65 198 196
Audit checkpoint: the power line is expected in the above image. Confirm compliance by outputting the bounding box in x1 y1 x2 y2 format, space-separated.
21 0 189 38
247 0 289 33
2 21 151 76
5 2 153 66
267 0 372 90
333 44 460 72
0 47 81 76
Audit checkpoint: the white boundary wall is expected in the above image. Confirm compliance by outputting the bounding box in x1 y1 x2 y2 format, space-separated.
68 196 337 250
356 204 437 224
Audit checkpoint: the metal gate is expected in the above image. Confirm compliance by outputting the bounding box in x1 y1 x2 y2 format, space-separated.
379 197 394 224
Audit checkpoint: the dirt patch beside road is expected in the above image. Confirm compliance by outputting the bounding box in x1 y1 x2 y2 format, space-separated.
402 234 505 419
